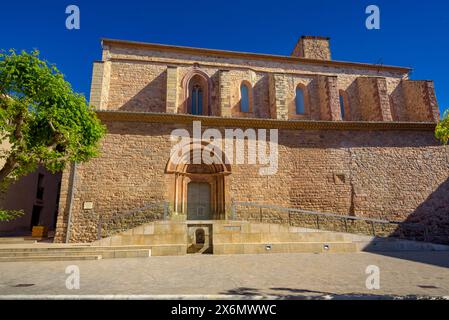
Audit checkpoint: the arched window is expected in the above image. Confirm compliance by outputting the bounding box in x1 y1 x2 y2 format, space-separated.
240 83 250 113
295 86 306 114
184 71 209 116
191 85 203 115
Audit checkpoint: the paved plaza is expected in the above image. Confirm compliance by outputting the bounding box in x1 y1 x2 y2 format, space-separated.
0 252 449 299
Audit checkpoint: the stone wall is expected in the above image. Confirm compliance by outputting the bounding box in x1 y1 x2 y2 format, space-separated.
402 80 440 122
291 36 332 61
356 77 393 121
55 119 449 244
89 41 439 123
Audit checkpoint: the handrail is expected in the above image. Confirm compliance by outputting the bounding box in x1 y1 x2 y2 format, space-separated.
99 201 169 222
231 201 427 238
232 201 400 225
97 201 169 240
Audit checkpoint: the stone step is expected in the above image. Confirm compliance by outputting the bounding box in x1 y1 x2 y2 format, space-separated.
0 255 102 262
96 234 187 246
0 249 151 259
0 245 152 252
0 238 37 244
214 242 358 255
151 244 188 256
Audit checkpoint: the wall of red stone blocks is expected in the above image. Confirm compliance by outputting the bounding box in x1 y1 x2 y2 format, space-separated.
54 121 449 243
89 45 439 123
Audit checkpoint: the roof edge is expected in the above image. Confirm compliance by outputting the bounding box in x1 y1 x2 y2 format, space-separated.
100 38 412 74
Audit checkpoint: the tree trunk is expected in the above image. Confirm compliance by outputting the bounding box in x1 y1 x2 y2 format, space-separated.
0 110 24 184
0 155 17 184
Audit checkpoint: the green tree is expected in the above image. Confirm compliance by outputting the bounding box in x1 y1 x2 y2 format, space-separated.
0 50 106 221
435 110 449 145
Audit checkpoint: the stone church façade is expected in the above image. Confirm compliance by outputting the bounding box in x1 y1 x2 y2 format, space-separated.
54 36 449 243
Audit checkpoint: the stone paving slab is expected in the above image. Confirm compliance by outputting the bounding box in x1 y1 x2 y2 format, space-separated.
0 252 448 299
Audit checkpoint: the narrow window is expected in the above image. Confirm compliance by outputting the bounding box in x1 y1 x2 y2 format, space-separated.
191 85 203 115
339 94 345 119
240 83 250 112
295 87 305 114
339 90 349 120
36 173 45 200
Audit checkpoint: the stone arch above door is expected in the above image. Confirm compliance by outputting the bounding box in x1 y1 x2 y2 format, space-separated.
165 142 231 220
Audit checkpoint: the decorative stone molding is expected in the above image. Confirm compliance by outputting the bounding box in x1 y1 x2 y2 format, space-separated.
165 142 231 220
96 110 437 131
181 67 212 115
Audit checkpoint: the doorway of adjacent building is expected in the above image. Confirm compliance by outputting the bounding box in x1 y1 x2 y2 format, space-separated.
30 205 42 230
187 182 211 220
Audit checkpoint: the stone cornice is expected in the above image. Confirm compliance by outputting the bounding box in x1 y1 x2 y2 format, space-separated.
96 111 437 131
101 38 411 74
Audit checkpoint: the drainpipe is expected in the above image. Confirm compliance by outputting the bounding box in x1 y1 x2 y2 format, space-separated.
65 162 78 243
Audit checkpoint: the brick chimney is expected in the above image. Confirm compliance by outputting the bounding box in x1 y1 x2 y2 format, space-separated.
291 36 331 60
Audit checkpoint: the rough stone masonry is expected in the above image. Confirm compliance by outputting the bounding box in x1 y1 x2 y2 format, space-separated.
54 36 449 244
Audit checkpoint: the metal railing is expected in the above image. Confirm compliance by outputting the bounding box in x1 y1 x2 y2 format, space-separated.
230 201 430 241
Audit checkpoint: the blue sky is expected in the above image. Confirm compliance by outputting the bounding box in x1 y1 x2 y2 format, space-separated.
1 0 448 115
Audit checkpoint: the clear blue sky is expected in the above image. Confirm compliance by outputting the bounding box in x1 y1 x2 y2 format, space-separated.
1 0 448 115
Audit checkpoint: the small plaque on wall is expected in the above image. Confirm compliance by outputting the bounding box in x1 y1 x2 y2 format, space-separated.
83 201 94 210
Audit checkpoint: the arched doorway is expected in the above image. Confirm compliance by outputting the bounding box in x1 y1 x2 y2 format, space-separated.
165 143 231 220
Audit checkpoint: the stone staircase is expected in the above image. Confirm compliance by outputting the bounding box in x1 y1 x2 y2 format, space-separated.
95 220 358 256
212 221 357 254
1 220 447 262
94 219 449 256
95 221 187 256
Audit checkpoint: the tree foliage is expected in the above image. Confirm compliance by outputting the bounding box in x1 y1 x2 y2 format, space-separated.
0 50 106 221
0 209 23 222
435 110 449 145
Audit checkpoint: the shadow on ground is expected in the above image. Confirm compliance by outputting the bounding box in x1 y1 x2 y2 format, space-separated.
221 287 448 300
361 250 449 269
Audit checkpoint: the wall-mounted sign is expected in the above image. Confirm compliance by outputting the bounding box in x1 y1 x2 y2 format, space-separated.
83 201 94 210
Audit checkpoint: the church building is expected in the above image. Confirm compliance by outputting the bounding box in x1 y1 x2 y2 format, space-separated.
54 36 448 245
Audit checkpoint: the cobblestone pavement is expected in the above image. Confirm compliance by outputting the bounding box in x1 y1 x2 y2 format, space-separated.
0 252 449 299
